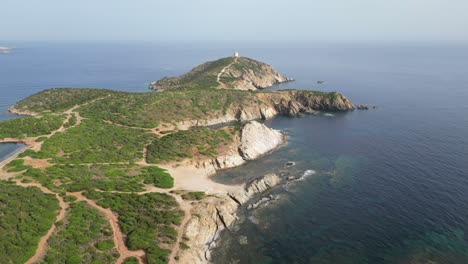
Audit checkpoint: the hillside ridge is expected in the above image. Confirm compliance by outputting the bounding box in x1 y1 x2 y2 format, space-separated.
149 56 291 91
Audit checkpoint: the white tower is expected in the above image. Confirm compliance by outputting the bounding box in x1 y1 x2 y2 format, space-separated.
234 51 239 58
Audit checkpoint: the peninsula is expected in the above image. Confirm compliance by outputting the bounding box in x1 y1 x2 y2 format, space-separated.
0 55 354 264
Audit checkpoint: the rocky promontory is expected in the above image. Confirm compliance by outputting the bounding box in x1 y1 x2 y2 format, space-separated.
177 173 283 264
149 56 290 91
175 90 354 129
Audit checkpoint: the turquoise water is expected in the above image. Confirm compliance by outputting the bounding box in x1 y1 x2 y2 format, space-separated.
1 42 468 263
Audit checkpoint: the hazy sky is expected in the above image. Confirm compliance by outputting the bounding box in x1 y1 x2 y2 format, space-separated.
2 0 468 43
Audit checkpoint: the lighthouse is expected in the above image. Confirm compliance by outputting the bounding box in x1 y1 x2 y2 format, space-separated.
234 51 239 58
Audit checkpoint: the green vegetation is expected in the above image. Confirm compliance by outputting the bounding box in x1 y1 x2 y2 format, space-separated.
43 202 119 264
64 114 77 128
154 57 234 90
302 90 339 100
84 191 183 264
122 257 140 264
141 166 174 188
181 191 205 201
24 119 152 163
20 164 173 193
5 158 31 172
146 127 232 163
79 88 255 128
0 114 64 139
179 242 190 250
231 57 265 75
152 57 278 91
14 88 118 113
0 181 59 264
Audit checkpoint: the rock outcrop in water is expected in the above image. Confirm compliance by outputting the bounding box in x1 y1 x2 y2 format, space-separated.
149 56 290 91
228 173 282 205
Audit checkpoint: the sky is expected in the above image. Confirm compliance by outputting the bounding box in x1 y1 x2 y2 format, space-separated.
1 0 468 43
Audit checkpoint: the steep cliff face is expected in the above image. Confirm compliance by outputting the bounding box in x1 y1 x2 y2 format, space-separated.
189 121 285 175
177 173 283 264
238 121 284 160
149 57 289 91
175 90 354 129
258 90 355 115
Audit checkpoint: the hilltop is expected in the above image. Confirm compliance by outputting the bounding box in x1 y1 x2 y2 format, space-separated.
149 56 290 91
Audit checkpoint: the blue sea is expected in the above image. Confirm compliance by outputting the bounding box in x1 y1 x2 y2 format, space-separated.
1 42 468 263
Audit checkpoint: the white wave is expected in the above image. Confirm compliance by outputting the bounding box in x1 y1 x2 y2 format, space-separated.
324 113 334 117
300 169 316 180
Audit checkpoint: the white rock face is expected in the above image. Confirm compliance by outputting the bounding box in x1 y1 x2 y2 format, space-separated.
229 173 282 204
238 121 284 160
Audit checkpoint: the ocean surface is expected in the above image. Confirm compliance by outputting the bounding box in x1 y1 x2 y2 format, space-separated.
1 42 468 263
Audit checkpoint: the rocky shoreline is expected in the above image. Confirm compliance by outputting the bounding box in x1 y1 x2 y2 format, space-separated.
169 121 285 263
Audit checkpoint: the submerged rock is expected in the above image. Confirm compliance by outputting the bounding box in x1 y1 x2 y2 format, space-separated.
356 105 369 110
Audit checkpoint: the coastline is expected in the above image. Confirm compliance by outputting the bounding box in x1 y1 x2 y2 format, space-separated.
8 106 39 116
0 143 28 171
0 108 33 171
169 122 287 264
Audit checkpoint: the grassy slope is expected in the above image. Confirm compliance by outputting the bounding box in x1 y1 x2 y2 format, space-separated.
154 57 234 89
146 127 234 163
153 57 281 90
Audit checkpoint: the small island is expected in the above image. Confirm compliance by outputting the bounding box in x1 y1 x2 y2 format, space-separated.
0 55 354 264
0 46 13 54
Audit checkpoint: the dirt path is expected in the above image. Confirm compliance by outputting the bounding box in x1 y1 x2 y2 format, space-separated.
95 185 194 264
216 61 235 87
167 194 192 264
15 182 68 264
69 192 146 264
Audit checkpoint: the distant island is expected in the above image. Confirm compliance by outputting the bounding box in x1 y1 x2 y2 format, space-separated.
0 46 13 54
0 54 354 264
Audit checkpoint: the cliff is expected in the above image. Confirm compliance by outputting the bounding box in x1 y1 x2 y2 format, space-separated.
175 121 285 179
168 121 285 263
149 57 290 91
177 173 283 264
175 90 354 129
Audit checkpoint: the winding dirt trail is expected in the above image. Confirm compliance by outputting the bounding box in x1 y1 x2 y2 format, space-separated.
167 194 192 264
15 182 68 264
95 186 194 264
216 61 236 87
69 192 145 264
